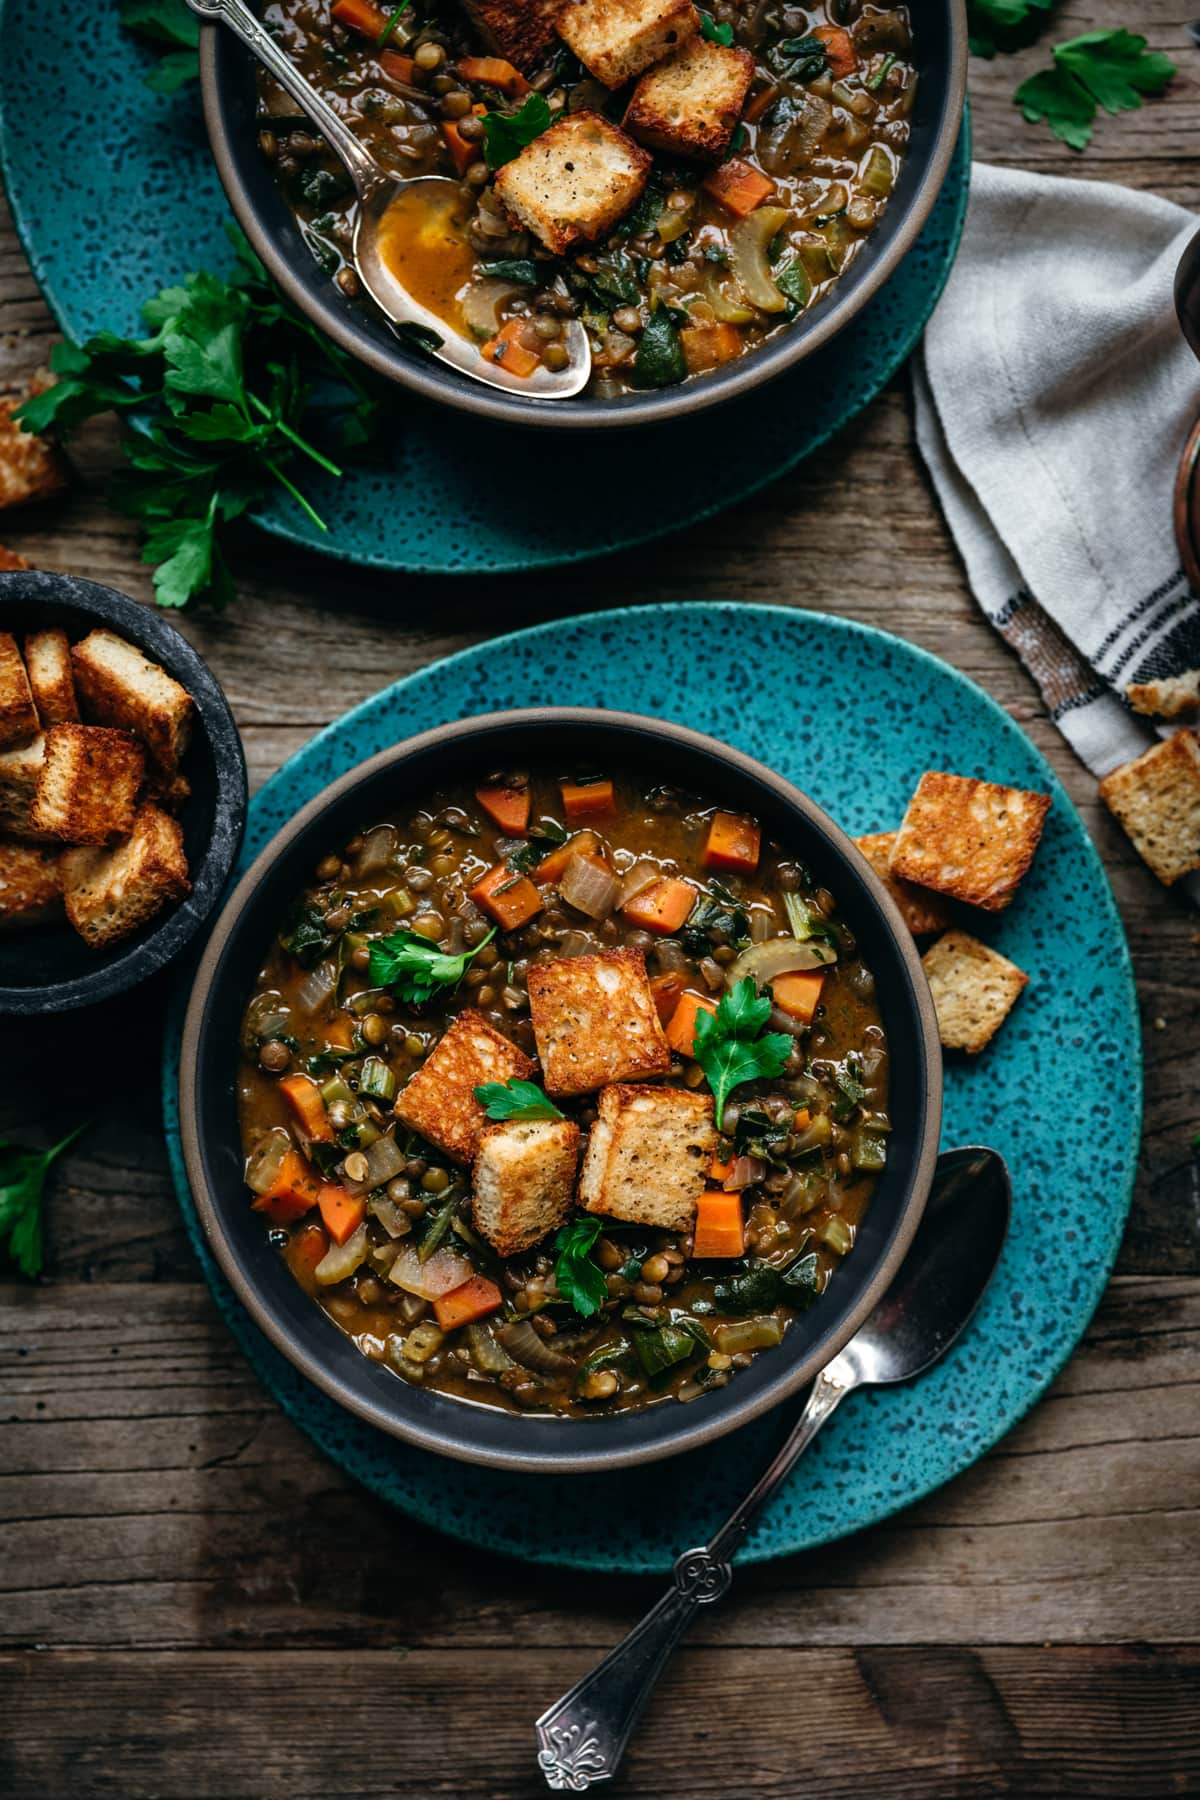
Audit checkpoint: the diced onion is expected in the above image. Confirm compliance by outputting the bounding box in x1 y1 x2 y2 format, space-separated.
723 1154 767 1191
560 853 619 920
499 1318 575 1373
387 1243 473 1299
296 958 337 1014
619 860 660 907
314 1223 369 1287
354 824 397 876
344 1132 407 1196
728 936 835 991
461 278 521 338
245 1129 293 1196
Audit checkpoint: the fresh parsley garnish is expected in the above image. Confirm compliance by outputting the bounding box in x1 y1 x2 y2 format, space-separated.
475 1078 564 1122
553 1215 607 1317
1015 30 1176 149
692 978 791 1133
376 0 411 47
118 0 200 93
966 0 1052 60
368 927 496 1005
698 10 734 45
682 880 751 957
0 1123 90 1279
482 93 553 169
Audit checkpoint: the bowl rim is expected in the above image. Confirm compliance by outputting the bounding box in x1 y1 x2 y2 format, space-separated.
0 570 247 1015
179 705 943 1472
197 2 969 430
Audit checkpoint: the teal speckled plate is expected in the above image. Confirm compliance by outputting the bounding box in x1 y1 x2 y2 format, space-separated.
162 604 1140 1572
0 0 969 575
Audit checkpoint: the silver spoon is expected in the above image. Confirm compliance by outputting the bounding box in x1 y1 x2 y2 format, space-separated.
186 0 591 398
535 1144 1012 1792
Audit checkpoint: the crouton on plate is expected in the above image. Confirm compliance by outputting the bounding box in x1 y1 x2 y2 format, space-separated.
0 631 39 749
71 629 193 772
459 0 564 72
579 1082 716 1230
854 830 953 938
889 771 1051 912
30 722 145 845
472 1116 580 1255
0 732 47 837
0 839 62 933
558 0 698 86
1125 669 1200 721
624 34 754 160
60 802 190 949
494 111 651 254
922 929 1029 1054
527 946 671 1095
0 380 68 511
23 628 78 727
1098 728 1200 886
395 1007 535 1164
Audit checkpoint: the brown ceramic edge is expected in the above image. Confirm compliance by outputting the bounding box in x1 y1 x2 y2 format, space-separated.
179 708 943 1473
197 5 968 432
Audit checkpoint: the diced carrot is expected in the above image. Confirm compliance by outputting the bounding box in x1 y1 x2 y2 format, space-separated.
794 1106 811 1131
293 1222 330 1276
380 49 415 82
650 970 688 1025
703 811 762 874
476 781 531 834
693 1191 746 1259
743 83 779 124
279 1073 333 1143
480 317 541 379
813 23 856 77
533 830 599 886
317 1182 366 1247
434 1274 504 1331
561 778 616 823
680 321 743 374
457 55 530 94
323 1014 354 1051
772 970 825 1024
251 1150 322 1225
703 159 774 217
331 0 389 39
621 877 697 936
470 862 544 930
710 1151 735 1185
665 990 718 1057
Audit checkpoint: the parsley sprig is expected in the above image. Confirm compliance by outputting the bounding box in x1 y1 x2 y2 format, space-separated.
1 1123 90 1279
692 978 791 1133
368 926 496 1004
698 11 734 46
553 1215 607 1317
118 0 200 94
482 93 553 169
475 1078 564 1122
966 0 1053 61
1015 31 1176 150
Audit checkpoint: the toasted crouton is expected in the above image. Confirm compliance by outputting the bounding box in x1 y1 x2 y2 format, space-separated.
0 632 39 749
558 0 698 86
854 831 954 937
922 930 1029 1054
60 802 189 949
528 947 671 1096
0 839 62 933
472 1116 580 1255
0 544 30 571
0 379 68 511
23 628 79 727
493 112 651 254
0 732 46 837
30 723 144 844
624 35 754 159
1126 669 1200 721
459 0 565 70
143 765 192 815
1098 729 1200 886
395 1008 535 1164
889 772 1051 912
70 629 193 772
579 1082 716 1230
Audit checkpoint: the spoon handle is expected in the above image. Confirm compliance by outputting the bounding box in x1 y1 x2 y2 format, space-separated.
534 1365 852 1791
185 0 381 195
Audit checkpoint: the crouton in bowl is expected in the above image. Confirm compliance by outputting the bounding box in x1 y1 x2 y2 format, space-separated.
180 710 940 1472
0 571 246 1014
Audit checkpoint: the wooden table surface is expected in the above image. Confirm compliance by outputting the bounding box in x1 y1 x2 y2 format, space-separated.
3 7 1199 1795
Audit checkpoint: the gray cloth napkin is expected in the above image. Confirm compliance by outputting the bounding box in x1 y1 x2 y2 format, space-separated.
913 161 1200 784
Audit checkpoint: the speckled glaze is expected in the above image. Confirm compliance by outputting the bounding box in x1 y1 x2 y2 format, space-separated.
162 605 1141 1571
0 0 970 573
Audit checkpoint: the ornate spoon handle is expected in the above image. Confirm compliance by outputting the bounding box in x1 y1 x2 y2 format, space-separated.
534 1364 852 1790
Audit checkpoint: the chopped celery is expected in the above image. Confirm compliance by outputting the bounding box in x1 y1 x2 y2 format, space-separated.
385 887 415 918
817 1213 855 1256
713 1315 783 1355
850 1125 888 1172
320 1074 356 1107
359 1056 397 1102
403 1320 445 1363
860 145 894 197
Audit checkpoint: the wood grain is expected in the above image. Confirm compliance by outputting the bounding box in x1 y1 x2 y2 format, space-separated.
2 6 1199 1795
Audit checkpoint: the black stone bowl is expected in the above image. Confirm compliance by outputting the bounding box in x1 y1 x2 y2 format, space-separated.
199 2 968 429
180 709 941 1473
0 572 247 1014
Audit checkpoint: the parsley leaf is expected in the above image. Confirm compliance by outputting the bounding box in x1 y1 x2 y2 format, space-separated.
0 1123 90 1279
482 93 553 169
698 10 734 45
553 1215 607 1317
1016 30 1175 149
118 0 200 91
692 979 792 1132
966 0 1052 60
369 927 497 1005
475 1078 564 1122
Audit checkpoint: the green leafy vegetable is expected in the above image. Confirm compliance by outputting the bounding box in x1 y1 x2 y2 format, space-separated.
376 0 411 47
966 0 1053 60
767 35 827 82
0 1123 89 1279
698 10 734 45
369 926 496 1005
732 1107 791 1167
482 93 553 168
783 889 836 952
692 978 791 1132
633 309 687 388
553 1215 607 1317
506 818 569 876
394 320 446 356
774 258 811 318
625 1312 710 1377
480 257 541 285
280 898 337 969
15 230 387 608
1015 30 1175 149
714 1247 822 1314
475 1079 564 1122
682 879 750 957
566 248 641 311
118 0 200 93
